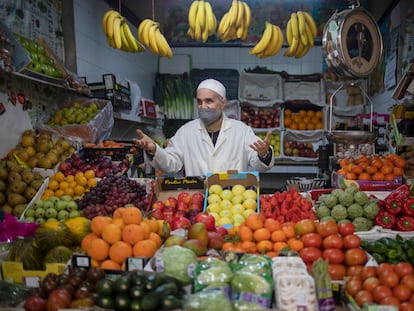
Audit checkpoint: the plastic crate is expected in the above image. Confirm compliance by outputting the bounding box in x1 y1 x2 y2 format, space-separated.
191 68 240 100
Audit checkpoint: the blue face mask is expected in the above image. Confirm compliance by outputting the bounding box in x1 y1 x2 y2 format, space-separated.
198 108 222 125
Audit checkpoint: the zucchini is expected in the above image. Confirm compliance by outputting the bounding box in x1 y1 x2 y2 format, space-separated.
140 282 178 311
161 294 182 310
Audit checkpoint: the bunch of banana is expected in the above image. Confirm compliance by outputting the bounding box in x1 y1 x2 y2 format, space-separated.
217 0 251 42
284 11 317 58
249 21 283 59
187 0 217 42
137 19 173 58
102 10 145 52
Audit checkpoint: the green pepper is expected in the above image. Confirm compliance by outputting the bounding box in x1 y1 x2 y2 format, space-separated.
371 253 386 264
372 241 388 254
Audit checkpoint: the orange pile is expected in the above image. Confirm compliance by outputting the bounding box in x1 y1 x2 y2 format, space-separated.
42 170 97 200
81 206 164 270
337 154 406 182
284 109 324 131
223 212 303 258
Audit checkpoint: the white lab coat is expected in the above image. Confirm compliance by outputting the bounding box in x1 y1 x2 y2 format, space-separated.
149 115 274 176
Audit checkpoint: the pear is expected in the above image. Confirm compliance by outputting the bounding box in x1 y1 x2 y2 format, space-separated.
0 166 8 180
24 186 37 200
0 180 6 192
0 192 5 205
21 134 35 148
31 179 44 190
7 161 23 173
13 204 27 218
8 171 22 183
37 158 53 169
2 204 13 214
21 169 35 184
7 193 27 206
9 181 27 194
26 156 39 169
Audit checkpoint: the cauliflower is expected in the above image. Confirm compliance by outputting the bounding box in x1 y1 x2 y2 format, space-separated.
363 201 379 220
352 217 372 231
331 204 348 221
321 194 338 209
316 205 331 219
338 192 354 207
354 191 369 206
347 203 364 220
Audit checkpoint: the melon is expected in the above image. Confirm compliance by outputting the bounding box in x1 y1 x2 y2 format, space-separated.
64 216 91 244
6 237 44 270
43 245 73 269
34 220 74 252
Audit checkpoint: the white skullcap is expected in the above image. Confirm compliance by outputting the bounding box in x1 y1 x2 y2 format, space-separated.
197 79 226 99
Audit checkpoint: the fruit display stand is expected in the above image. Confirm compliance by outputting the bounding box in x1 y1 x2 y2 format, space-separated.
238 72 283 106
282 73 325 106
37 97 114 144
282 130 324 161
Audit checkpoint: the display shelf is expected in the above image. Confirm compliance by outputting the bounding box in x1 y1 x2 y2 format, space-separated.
113 112 159 125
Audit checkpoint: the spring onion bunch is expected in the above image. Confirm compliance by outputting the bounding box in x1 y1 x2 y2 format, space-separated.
159 74 194 119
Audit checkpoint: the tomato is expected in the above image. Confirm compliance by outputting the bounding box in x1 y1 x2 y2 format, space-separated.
380 295 401 307
354 289 374 307
401 302 414 311
393 284 411 302
294 219 316 236
344 248 367 266
301 232 322 248
378 262 395 274
299 246 322 263
346 265 364 277
345 276 362 296
343 234 361 249
394 262 414 278
338 222 355 236
360 266 377 280
47 289 72 311
401 275 414 291
328 263 346 280
316 220 338 237
372 285 393 303
379 271 400 288
322 248 344 264
322 234 344 249
24 296 47 311
362 276 380 292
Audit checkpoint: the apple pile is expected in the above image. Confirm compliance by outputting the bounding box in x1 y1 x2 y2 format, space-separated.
256 131 281 157
46 101 100 126
60 153 129 178
22 195 81 223
283 140 318 158
241 106 280 128
205 183 258 227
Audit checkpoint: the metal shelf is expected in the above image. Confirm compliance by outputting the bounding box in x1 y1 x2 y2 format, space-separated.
113 112 159 125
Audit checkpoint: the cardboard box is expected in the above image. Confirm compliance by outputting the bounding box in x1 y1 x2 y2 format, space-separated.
331 171 403 191
2 261 66 284
203 171 260 212
153 176 206 204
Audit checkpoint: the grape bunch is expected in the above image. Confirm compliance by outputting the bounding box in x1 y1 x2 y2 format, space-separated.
76 175 149 219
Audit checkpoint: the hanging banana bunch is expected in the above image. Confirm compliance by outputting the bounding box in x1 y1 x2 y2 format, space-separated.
217 0 251 42
187 0 217 42
284 11 318 58
102 9 145 52
249 21 283 59
137 19 173 58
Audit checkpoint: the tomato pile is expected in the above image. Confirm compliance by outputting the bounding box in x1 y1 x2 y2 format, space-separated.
345 262 414 309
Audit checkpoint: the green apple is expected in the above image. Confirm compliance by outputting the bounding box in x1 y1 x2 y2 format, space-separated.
32 199 44 209
231 194 244 205
232 214 245 225
209 184 223 195
25 208 36 218
231 184 246 196
231 204 245 215
35 207 45 218
206 203 221 214
69 210 81 218
45 207 58 219
66 201 78 211
219 209 232 218
207 193 221 204
57 210 69 221
48 196 60 205
242 198 257 210
219 199 232 210
55 200 67 211
61 195 73 202
243 189 257 200
220 189 234 201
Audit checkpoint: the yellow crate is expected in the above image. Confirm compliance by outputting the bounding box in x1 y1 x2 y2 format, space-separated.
2 261 66 284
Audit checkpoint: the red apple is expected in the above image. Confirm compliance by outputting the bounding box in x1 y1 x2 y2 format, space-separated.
176 201 189 212
194 212 216 232
164 197 178 211
152 200 165 211
177 191 191 205
170 216 192 231
207 231 224 249
215 226 229 237
190 192 205 205
174 210 187 218
151 209 164 220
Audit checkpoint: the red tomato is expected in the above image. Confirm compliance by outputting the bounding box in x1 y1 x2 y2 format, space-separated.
372 285 393 303
301 232 322 248
362 276 380 292
294 219 316 236
343 234 361 249
401 302 414 311
322 248 345 264
316 220 338 237
345 276 363 296
378 262 395 274
401 275 414 291
379 271 400 288
299 246 322 263
380 295 401 308
360 266 377 280
328 263 346 280
338 222 355 236
394 262 414 278
322 234 344 249
393 284 411 302
344 248 367 266
346 265 364 277
46 289 72 311
354 289 374 307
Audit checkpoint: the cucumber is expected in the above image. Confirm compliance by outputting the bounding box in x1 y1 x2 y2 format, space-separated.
161 294 182 310
140 282 178 311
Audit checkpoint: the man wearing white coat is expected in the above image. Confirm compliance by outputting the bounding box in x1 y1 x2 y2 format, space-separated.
133 78 274 176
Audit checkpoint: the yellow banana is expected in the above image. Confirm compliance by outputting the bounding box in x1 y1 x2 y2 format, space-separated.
286 19 292 46
112 16 123 49
273 25 283 55
217 12 230 39
249 21 273 55
290 12 299 40
258 24 277 58
138 19 154 47
228 0 239 28
202 23 209 42
106 10 121 38
295 43 310 58
194 15 203 40
305 23 314 47
196 0 206 33
297 11 308 46
123 22 139 52
119 22 131 51
236 18 245 39
204 1 216 36
284 36 299 57
148 23 160 54
235 0 244 32
294 39 305 57
242 1 251 30
106 35 116 48
187 27 195 39
303 11 317 38
102 10 116 34
155 28 173 58
188 0 199 29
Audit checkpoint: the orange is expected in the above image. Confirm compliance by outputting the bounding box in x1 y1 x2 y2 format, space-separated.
306 123 315 131
271 230 286 242
290 122 298 130
253 228 271 242
288 238 304 251
245 212 263 231
100 259 121 270
122 207 143 225
148 232 162 248
284 117 292 127
76 176 88 187
74 185 85 196
393 156 407 168
256 240 273 253
352 165 363 175
87 178 98 188
43 188 55 198
265 251 278 258
365 166 378 175
75 172 84 180
81 232 99 252
91 258 100 268
132 239 157 257
298 109 306 117
355 155 368 164
55 189 65 197
281 222 295 239
339 158 350 168
91 215 113 236
111 218 125 229
68 181 77 189
59 181 69 191
371 159 383 169
241 241 257 253
284 109 292 116
298 123 307 131
66 175 75 183
358 172 371 181
315 111 323 119
143 218 159 233
393 167 404 176
384 173 396 182
48 180 59 191
109 241 132 264
302 116 311 124
64 187 75 196
273 241 288 253
264 218 281 233
88 238 109 261
113 207 126 219
122 224 145 245
307 110 315 118
53 172 66 182
84 169 95 180
345 172 357 180
380 165 393 175
371 172 385 181
140 221 151 239
101 223 122 245
239 225 254 242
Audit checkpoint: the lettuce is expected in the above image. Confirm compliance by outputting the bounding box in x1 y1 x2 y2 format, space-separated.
231 271 271 295
158 246 197 284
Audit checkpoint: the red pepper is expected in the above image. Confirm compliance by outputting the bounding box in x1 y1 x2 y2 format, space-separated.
375 211 396 229
403 198 414 217
396 216 414 231
384 184 410 214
